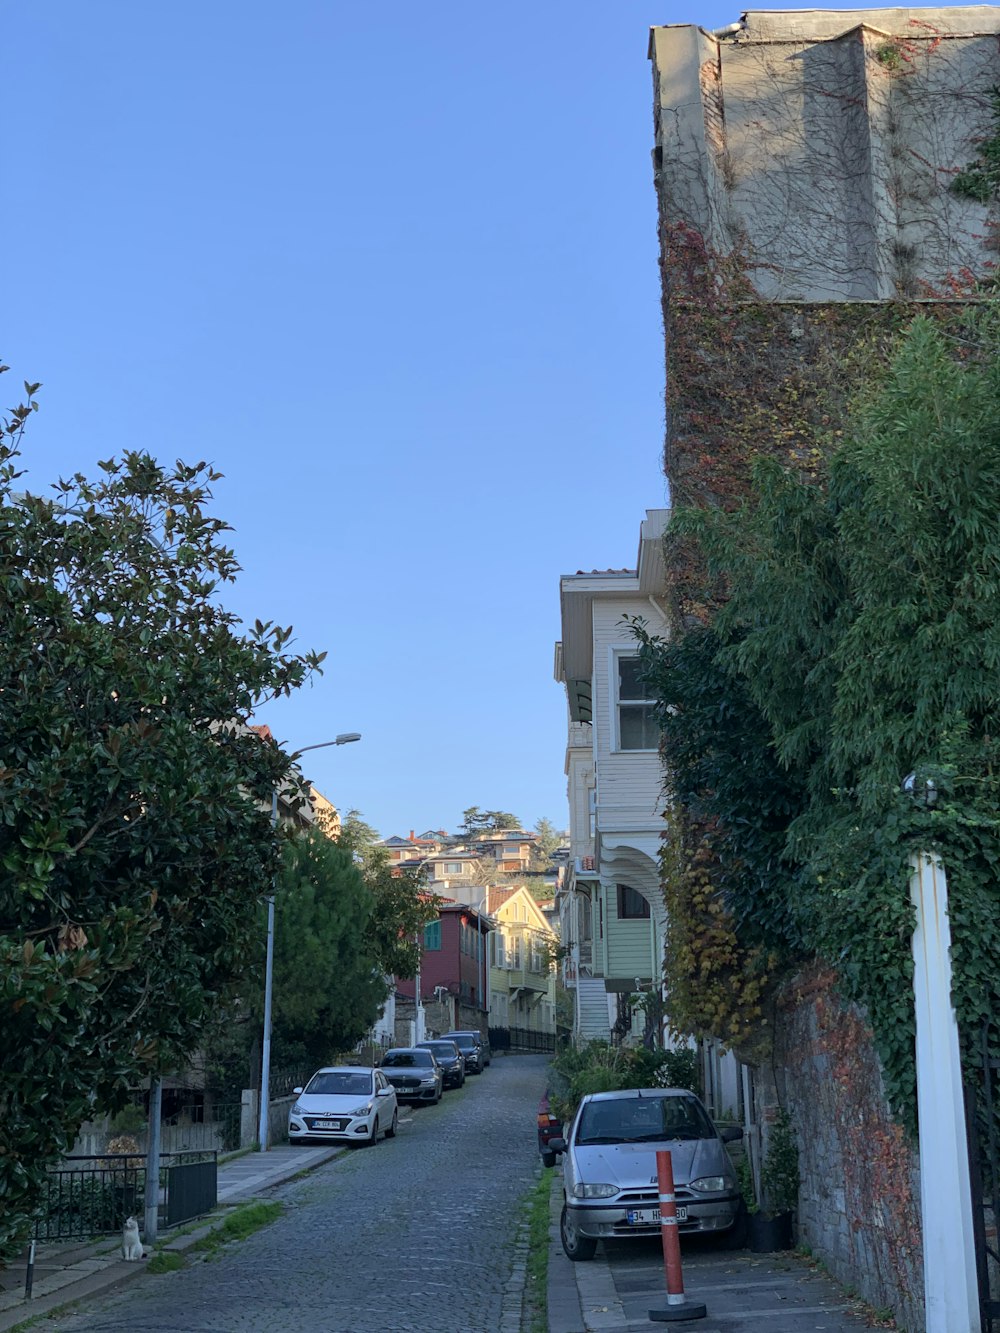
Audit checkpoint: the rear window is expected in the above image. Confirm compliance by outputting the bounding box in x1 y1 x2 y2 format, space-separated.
577 1095 715 1146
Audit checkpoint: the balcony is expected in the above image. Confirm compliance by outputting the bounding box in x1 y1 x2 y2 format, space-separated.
505 963 549 994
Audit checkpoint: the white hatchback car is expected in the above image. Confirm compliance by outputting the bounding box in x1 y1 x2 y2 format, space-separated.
288 1066 398 1146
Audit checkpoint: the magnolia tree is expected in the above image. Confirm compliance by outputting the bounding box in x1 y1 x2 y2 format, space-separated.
0 371 323 1255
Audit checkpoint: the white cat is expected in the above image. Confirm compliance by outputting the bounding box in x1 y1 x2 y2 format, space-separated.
121 1216 144 1261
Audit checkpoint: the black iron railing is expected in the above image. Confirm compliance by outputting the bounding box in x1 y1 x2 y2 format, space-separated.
489 1026 556 1054
969 1019 1000 1333
36 1150 217 1241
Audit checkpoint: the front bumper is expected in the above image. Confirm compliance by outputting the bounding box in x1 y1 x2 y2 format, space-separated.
288 1112 375 1142
387 1081 439 1102
566 1194 740 1239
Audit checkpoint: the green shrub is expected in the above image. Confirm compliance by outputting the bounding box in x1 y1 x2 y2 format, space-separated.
761 1109 799 1214
548 1041 701 1123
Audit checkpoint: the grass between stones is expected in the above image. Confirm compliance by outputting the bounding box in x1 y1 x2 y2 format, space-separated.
192 1201 284 1259
522 1170 553 1333
146 1251 185 1274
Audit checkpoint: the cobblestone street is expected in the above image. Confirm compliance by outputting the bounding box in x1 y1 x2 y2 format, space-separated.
43 1055 550 1333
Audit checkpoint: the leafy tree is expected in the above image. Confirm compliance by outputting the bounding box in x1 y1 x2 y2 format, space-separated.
338 810 437 979
460 807 521 836
0 376 321 1255
532 817 563 865
268 827 388 1067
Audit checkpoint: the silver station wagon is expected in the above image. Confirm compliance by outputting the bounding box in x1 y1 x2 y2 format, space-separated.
553 1087 742 1260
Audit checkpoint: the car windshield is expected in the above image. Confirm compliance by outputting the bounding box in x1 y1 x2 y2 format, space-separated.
304 1071 373 1097
382 1050 433 1068
576 1095 715 1145
447 1035 475 1050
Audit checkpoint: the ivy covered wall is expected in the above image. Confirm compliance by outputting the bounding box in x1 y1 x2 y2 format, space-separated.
649 28 1000 1323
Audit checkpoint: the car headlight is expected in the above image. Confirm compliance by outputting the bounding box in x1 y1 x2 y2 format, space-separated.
573 1182 618 1199
420 1076 437 1086
348 1103 373 1116
291 1102 304 1116
688 1175 730 1193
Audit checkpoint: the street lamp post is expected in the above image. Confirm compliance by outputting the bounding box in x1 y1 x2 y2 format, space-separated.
258 732 361 1151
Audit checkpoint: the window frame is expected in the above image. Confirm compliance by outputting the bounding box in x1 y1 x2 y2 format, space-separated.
616 883 651 921
611 648 659 752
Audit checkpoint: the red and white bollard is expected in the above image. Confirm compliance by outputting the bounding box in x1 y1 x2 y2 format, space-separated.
649 1149 707 1323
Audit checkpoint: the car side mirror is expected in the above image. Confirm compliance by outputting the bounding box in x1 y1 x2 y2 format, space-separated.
376 1087 392 1097
292 1087 304 1096
719 1125 743 1143
549 1137 567 1154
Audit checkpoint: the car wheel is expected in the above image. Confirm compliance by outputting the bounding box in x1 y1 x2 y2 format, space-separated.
560 1204 597 1262
366 1117 378 1146
385 1109 398 1139
540 1149 556 1169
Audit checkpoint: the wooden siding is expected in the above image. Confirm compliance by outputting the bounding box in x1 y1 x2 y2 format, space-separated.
603 903 656 986
591 597 667 835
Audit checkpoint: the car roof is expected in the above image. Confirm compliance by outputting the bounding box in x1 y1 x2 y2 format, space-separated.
383 1047 425 1054
581 1088 694 1102
444 1030 479 1037
310 1066 375 1076
417 1039 457 1046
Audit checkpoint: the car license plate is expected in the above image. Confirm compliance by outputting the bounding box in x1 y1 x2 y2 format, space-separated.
626 1207 687 1224
313 1118 343 1129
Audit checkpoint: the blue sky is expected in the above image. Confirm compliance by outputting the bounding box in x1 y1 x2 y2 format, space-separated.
5 1 734 839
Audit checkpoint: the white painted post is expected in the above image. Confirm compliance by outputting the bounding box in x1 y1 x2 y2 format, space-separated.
910 852 980 1332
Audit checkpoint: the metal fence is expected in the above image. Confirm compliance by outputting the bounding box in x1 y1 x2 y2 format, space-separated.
162 1100 242 1153
36 1151 217 1241
268 1066 313 1099
489 1026 556 1054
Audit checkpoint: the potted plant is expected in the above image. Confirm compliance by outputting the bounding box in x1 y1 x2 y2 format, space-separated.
747 1107 799 1252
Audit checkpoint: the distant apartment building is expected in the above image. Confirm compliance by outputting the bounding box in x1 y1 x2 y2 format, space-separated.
486 885 557 1038
554 512 670 1045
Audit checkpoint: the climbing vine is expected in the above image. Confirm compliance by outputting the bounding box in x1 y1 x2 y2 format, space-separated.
643 309 1000 1128
950 86 1000 203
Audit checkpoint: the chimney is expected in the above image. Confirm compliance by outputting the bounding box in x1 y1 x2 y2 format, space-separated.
409 829 415 842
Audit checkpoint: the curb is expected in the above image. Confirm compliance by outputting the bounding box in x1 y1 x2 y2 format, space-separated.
0 1145 344 1333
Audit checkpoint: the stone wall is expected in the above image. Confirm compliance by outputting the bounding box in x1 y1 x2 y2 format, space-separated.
773 966 923 1332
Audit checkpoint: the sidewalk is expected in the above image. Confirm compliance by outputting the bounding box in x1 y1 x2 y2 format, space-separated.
0 1144 343 1333
546 1188 872 1333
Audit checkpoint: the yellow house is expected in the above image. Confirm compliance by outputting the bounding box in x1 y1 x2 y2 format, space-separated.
487 885 557 1038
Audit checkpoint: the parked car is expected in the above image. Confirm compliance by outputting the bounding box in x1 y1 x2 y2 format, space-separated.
551 1087 742 1261
442 1030 490 1073
288 1066 398 1146
416 1039 466 1089
537 1091 563 1167
379 1047 444 1103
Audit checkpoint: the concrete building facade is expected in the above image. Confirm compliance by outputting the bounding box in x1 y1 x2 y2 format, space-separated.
650 8 1000 301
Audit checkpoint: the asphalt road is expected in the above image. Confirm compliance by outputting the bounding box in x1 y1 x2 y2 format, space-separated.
44 1054 551 1333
